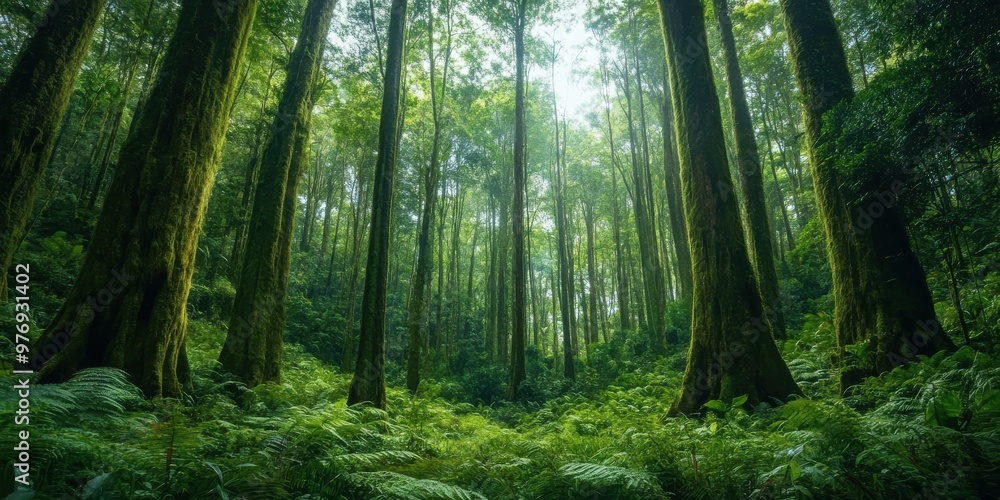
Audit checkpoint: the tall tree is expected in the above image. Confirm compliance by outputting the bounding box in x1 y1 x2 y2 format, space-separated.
31 0 258 397
555 119 575 380
617 44 668 353
348 0 409 409
0 0 106 302
219 0 337 386
779 0 954 390
657 0 800 415
406 0 453 394
711 0 786 339
507 0 529 400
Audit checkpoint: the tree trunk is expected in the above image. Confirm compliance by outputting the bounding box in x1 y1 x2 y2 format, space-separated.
496 201 510 362
584 202 600 348
348 0 408 409
779 0 954 391
0 0 106 302
712 0 786 339
622 56 667 354
657 0 800 415
229 65 279 285
219 0 335 387
31 0 257 397
555 125 575 380
407 0 451 394
507 0 528 400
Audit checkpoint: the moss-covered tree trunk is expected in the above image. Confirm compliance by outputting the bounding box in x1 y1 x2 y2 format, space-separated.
779 0 954 391
348 0 408 409
219 0 336 387
0 0 106 302
657 0 800 415
712 0 786 339
507 0 528 400
31 0 257 397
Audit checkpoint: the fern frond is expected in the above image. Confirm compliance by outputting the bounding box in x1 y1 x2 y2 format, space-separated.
356 471 487 500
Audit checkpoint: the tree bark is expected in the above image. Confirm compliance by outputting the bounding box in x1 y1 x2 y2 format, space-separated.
407 0 451 394
657 0 800 415
507 0 528 400
31 0 258 397
621 55 667 353
779 0 954 391
348 0 408 409
219 0 336 387
712 0 786 339
584 202 600 348
0 0 107 302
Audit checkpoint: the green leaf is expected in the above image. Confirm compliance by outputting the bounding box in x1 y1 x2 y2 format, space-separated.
925 390 963 428
81 473 113 499
703 400 727 413
788 459 801 483
731 394 749 408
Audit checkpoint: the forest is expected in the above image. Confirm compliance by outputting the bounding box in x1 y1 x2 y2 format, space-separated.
0 0 998 497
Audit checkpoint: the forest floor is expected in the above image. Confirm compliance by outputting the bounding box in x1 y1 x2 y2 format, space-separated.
3 316 998 499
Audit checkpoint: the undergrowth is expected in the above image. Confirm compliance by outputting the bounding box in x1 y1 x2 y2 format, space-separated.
1 319 997 499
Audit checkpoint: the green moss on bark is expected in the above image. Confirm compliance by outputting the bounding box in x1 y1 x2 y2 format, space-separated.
0 0 106 302
32 0 258 397
219 0 337 388
779 0 954 392
658 0 801 415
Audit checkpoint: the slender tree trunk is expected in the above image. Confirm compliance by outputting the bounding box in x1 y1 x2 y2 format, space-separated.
555 129 575 380
0 0 107 302
496 201 510 362
319 168 338 257
32 0 258 396
657 0 800 415
758 94 796 250
712 0 786 339
584 202 600 348
486 202 497 359
507 0 529 399
435 182 447 350
407 0 451 394
348 0 408 409
219 0 335 386
324 175 346 294
780 0 954 391
299 152 322 252
230 65 279 285
611 150 632 334
621 56 667 353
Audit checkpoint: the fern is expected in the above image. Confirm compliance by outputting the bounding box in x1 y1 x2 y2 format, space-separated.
356 471 487 499
332 449 422 469
558 462 664 497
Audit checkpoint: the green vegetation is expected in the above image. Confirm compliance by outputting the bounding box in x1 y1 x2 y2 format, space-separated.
2 317 999 497
1 0 998 497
